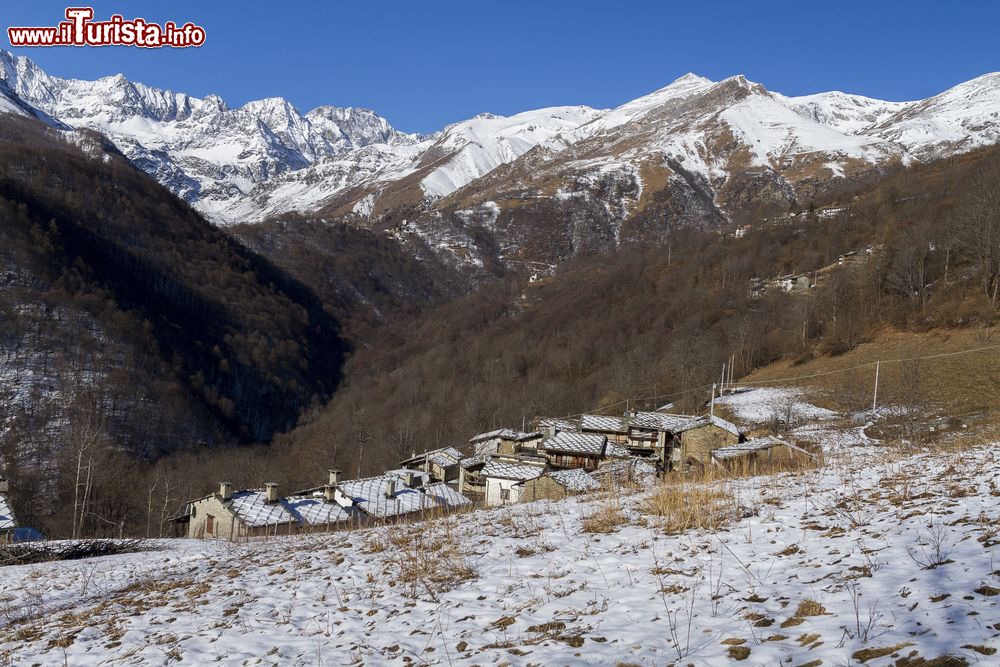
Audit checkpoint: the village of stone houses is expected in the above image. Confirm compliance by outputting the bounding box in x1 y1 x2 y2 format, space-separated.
3 379 1000 666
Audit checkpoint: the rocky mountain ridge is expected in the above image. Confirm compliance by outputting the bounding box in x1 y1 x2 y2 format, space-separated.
2 50 999 270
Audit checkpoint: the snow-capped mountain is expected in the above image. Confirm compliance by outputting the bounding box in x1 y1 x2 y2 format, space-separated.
0 49 420 221
1 48 999 268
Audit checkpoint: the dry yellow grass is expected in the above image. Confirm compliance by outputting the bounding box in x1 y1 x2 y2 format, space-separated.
643 481 735 535
581 504 626 534
739 326 1000 417
378 518 476 601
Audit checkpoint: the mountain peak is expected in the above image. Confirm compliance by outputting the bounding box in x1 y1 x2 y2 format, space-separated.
669 72 714 87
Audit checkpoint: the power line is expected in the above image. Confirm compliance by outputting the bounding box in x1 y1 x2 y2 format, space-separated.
555 338 1000 421
735 340 1000 387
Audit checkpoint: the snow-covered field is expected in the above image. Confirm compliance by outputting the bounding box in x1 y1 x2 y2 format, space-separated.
3 395 1000 666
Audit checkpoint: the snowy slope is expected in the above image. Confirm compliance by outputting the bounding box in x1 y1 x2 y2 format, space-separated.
871 71 1000 158
3 410 1000 665
420 106 604 196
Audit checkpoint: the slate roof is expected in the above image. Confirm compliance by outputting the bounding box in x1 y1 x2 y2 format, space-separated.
547 468 601 493
469 428 520 444
580 414 628 434
712 436 812 461
629 411 693 431
284 494 357 526
604 441 630 458
469 429 541 444
0 494 16 531
541 431 607 456
675 414 742 437
402 446 463 469
537 417 579 433
228 490 299 528
458 453 490 469
481 460 545 482
340 479 437 518
591 458 658 486
423 482 472 508
337 470 438 519
428 448 463 468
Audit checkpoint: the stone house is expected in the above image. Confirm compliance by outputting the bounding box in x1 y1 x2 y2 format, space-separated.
520 468 600 502
536 417 578 435
675 415 742 465
625 411 692 460
334 469 470 521
398 447 464 483
180 468 471 538
456 453 490 496
710 436 815 470
591 458 658 490
469 429 543 457
539 431 607 470
481 459 546 506
579 415 629 445
0 478 16 542
184 482 301 540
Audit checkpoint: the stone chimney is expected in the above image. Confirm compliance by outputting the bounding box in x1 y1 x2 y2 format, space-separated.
323 485 337 503
385 479 397 498
219 482 233 501
265 483 279 504
402 470 417 488
0 478 7 494
328 469 342 485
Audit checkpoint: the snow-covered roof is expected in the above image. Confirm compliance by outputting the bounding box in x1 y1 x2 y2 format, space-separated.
284 495 357 526
580 414 628 434
338 470 439 519
712 436 813 461
0 494 16 531
428 448 463 468
591 458 658 486
604 441 630 458
469 428 520 443
228 490 299 528
481 460 545 482
458 453 490 469
629 411 693 431
541 431 607 456
547 469 601 493
537 417 579 433
423 482 472 509
401 446 463 469
469 429 540 444
675 414 742 437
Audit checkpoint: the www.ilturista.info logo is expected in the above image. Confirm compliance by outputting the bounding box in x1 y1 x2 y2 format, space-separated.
8 7 205 48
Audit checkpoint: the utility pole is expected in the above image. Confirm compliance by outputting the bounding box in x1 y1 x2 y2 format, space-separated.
720 364 727 395
710 383 716 416
872 360 880 414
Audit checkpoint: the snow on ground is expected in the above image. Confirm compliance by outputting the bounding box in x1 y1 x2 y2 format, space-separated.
717 386 839 426
3 419 1000 665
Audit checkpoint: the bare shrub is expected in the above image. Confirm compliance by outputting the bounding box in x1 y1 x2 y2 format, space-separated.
0 539 152 567
581 498 626 534
644 481 737 535
380 519 475 601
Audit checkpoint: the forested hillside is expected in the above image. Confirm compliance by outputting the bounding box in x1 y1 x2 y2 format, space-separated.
0 117 349 533
278 145 1000 477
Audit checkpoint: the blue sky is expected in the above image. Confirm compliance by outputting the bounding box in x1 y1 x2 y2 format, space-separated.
3 1 997 133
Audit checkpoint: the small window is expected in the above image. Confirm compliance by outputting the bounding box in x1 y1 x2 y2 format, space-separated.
500 488 510 501
206 514 215 535
191 506 197 518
